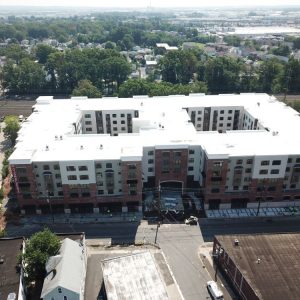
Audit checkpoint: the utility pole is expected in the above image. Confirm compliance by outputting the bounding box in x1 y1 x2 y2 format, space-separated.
46 190 54 223
256 179 266 216
154 221 160 244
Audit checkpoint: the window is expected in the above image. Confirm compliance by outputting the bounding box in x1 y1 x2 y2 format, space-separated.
121 127 126 130
227 117 232 120
113 127 117 131
220 110 224 114
68 175 77 180
259 170 268 175
58 191 64 196
245 168 251 173
148 167 153 172
243 186 249 191
286 167 290 172
79 166 88 171
228 110 233 113
189 158 194 163
213 162 222 167
198 111 202 115
272 160 281 166
43 165 50 170
268 186 276 191
113 120 117 124
58 288 62 293
121 113 125 117
55 174 61 179
227 123 231 127
121 120 125 124
188 166 194 171
66 166 76 171
236 159 243 165
283 196 291 200
70 192 79 198
54 164 59 170
56 182 62 188
219 117 224 121
290 184 296 189
197 124 201 128
246 159 253 164
97 181 103 186
85 121 92 125
106 163 112 168
148 150 154 155
219 123 223 127
98 190 104 195
82 192 90 197
112 114 117 118
197 117 202 121
148 159 154 164
261 161 269 166
108 190 114 194
288 158 292 163
211 188 220 193
296 158 300 163
86 128 92 132
96 163 102 168
64 296 68 300
189 149 195 155
271 169 280 174
85 114 91 118
80 175 89 180
233 186 239 190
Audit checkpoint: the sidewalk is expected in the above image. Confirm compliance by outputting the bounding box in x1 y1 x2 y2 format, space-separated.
19 212 143 224
206 206 300 219
199 243 237 300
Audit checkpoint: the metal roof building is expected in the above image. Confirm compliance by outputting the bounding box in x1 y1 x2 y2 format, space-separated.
213 233 300 300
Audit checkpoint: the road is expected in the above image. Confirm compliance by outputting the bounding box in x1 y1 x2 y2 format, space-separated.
6 217 300 300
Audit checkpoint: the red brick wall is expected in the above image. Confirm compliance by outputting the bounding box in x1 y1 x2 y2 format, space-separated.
154 149 188 188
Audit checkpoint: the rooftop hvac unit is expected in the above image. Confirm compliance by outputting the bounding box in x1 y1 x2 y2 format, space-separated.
234 239 239 246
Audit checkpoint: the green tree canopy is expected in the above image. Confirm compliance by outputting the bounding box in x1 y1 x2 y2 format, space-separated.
21 228 60 284
2 58 46 95
35 44 58 64
3 115 20 146
72 79 102 98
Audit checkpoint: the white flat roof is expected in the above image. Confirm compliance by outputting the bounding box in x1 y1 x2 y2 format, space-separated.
8 93 300 164
101 251 169 300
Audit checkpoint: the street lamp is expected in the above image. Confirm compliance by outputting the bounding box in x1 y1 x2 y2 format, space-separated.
256 179 266 216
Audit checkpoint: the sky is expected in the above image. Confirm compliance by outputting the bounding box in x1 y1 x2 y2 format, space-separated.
0 0 299 7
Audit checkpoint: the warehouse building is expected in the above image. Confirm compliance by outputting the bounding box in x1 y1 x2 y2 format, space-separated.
8 93 300 215
213 233 300 300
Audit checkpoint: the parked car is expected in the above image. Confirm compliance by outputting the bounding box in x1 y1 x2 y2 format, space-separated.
207 281 224 300
184 216 198 225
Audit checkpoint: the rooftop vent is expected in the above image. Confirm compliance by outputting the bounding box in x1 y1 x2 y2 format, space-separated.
45 145 49 151
257 258 261 264
55 135 58 140
80 145 84 150
0 257 4 264
257 102 260 107
234 239 239 246
60 135 63 140
100 144 103 150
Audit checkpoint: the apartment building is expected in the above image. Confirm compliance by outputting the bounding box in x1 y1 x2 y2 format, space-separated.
9 94 300 215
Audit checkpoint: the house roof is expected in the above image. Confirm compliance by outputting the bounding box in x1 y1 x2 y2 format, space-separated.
0 237 24 300
41 238 85 298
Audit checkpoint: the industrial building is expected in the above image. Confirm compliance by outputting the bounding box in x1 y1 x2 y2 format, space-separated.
213 233 300 300
8 93 300 215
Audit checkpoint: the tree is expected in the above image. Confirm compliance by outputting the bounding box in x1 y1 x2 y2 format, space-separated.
35 44 57 64
224 35 241 47
21 228 60 284
258 59 285 93
160 50 198 84
72 80 102 98
272 45 290 57
3 115 20 146
204 57 242 94
118 79 149 97
2 58 46 95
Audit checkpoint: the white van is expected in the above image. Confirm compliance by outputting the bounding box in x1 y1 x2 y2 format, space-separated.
207 281 224 300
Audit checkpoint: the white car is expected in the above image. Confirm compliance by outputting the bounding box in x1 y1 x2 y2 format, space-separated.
207 281 224 300
184 216 198 225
